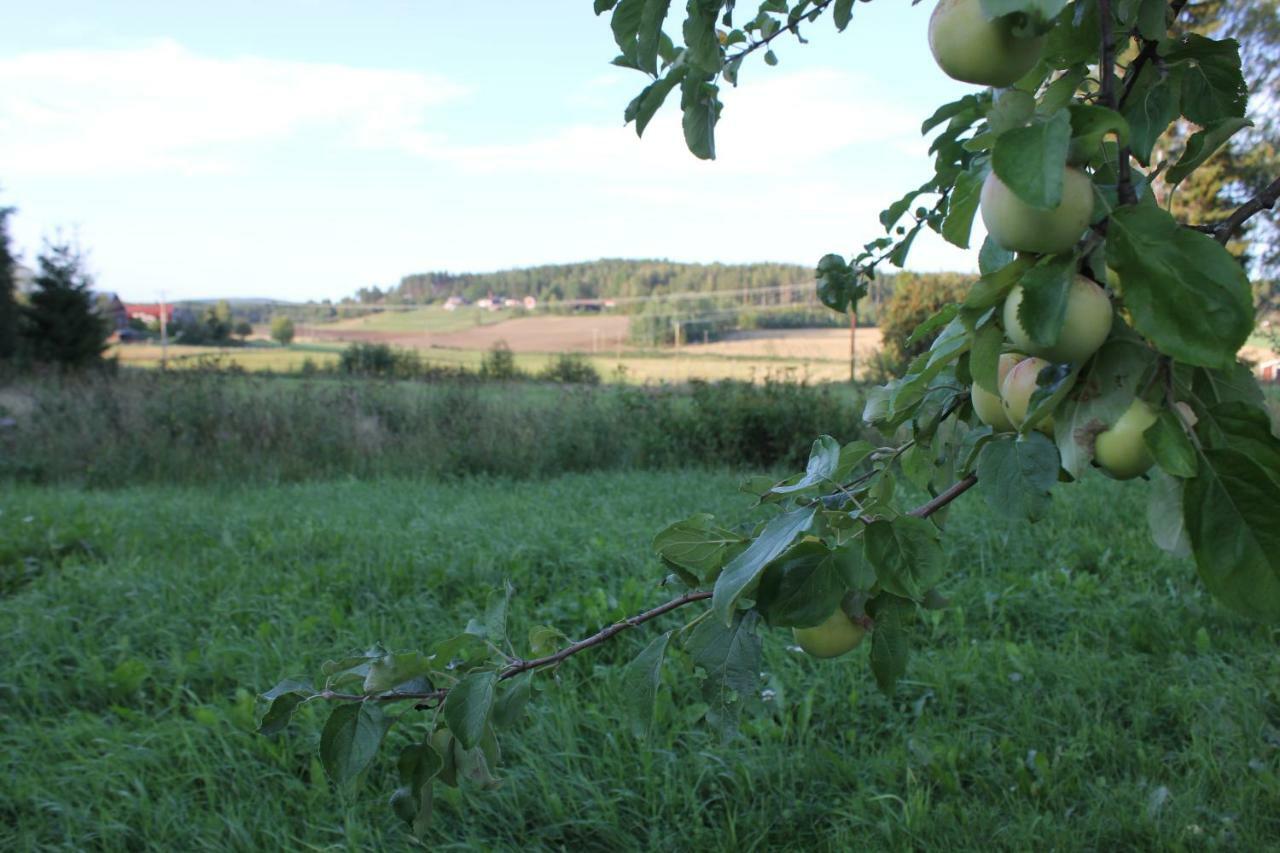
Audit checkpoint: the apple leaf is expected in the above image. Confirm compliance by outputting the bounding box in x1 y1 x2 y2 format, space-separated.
970 323 1005 396
443 670 497 750
712 506 817 626
772 435 841 494
1148 471 1191 559
1184 449 1280 621
755 542 846 628
1121 64 1182 166
1015 254 1075 349
1107 204 1253 369
652 513 743 580
992 109 1072 209
1165 35 1249 126
867 593 912 695
685 610 761 739
320 703 393 787
1165 117 1252 186
258 679 314 736
1144 410 1197 479
976 433 1059 521
862 518 945 603
942 168 985 249
622 631 671 738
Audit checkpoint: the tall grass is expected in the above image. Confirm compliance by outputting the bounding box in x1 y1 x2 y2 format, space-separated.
1 370 866 486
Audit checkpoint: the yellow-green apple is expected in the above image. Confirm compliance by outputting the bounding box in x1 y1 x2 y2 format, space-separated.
1002 274 1112 364
1095 398 1159 479
972 351 1025 431
928 0 1045 87
980 167 1094 255
793 606 867 659
1001 355 1055 433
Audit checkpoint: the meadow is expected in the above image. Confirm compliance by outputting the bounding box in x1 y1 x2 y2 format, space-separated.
3 468 1280 851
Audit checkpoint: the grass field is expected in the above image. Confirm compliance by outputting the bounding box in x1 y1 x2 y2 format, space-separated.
4 470 1279 850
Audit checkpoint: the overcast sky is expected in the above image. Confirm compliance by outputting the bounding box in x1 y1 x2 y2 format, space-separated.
2 1 983 302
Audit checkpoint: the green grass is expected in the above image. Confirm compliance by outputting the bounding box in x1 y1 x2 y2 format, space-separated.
3 471 1279 850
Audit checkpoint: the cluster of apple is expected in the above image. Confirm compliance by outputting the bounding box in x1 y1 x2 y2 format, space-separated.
789 1 1161 662
929 0 1160 481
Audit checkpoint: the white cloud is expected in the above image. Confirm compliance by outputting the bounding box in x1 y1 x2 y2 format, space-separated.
0 39 466 175
432 68 919 179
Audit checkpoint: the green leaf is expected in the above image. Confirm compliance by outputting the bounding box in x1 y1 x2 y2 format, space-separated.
1165 117 1252 186
976 433 1059 521
679 74 720 160
625 66 687 137
363 651 433 694
1165 35 1248 126
622 631 670 737
971 323 1005 396
1107 205 1253 369
815 253 866 313
965 255 1033 312
755 541 845 628
443 671 497 750
991 109 1071 209
258 679 313 736
611 0 646 53
712 506 817 626
772 436 841 494
319 703 392 787
681 3 723 75
1015 254 1074 350
1197 403 1280 485
1148 470 1191 559
493 672 534 729
942 168 985 249
833 0 855 30
979 235 1016 276
863 518 945 602
867 593 911 695
652 513 743 579
1067 104 1129 164
1122 64 1182 166
922 94 984 136
685 609 762 738
595 0 619 14
979 0 1068 32
637 0 672 75
1184 449 1280 621
1144 410 1197 479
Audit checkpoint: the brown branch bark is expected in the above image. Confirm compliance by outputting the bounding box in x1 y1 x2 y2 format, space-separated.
1212 177 1280 245
1098 0 1138 206
726 0 836 65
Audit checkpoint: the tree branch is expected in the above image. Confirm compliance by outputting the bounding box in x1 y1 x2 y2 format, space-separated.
1212 176 1280 245
313 471 983 710
1098 0 1138 206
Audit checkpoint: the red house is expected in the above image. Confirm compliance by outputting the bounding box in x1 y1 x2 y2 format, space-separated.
124 303 177 326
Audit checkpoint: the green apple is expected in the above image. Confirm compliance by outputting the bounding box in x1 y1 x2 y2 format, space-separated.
1095 398 1159 479
1000 355 1054 433
980 167 1094 255
972 351 1025 431
1002 275 1112 364
793 606 867 659
928 0 1045 87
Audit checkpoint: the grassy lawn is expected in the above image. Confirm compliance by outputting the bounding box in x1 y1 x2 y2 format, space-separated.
3 471 1278 849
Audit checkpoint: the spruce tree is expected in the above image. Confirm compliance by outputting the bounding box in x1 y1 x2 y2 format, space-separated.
0 206 17 360
22 240 109 369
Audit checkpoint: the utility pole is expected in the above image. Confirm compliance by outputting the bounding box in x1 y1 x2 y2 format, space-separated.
849 307 858 383
159 290 169 370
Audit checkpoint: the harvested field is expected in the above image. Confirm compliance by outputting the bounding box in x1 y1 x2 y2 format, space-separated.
304 314 632 353
685 327 882 361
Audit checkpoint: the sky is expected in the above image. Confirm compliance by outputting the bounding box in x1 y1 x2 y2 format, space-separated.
1 1 984 302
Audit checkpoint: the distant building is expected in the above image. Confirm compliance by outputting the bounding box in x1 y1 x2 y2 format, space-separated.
442 295 468 311
523 295 537 310
95 293 130 333
502 297 521 308
1259 359 1280 382
123 303 177 326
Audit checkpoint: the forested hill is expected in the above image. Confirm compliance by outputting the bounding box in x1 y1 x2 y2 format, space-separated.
379 260 815 304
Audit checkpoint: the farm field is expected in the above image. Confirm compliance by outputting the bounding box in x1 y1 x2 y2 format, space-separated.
3 471 1279 850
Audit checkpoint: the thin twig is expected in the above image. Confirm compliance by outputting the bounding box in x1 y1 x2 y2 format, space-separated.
725 0 837 65
908 474 979 519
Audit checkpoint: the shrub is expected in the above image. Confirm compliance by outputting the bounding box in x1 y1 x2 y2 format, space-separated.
539 353 600 384
270 316 295 346
479 341 521 380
